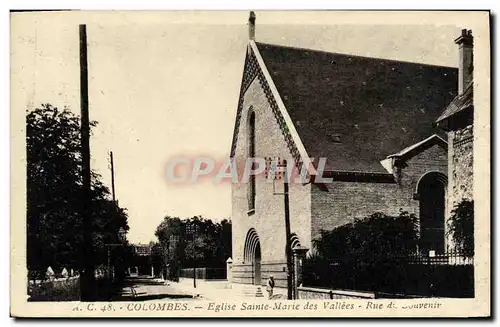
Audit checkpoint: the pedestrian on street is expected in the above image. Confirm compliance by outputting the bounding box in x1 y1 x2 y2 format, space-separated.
266 275 275 299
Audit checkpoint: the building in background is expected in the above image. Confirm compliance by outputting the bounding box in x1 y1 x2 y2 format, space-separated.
130 243 154 276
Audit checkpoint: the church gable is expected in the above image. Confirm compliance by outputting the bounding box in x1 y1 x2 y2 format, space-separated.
229 44 314 265
383 134 447 169
229 47 259 159
230 42 314 177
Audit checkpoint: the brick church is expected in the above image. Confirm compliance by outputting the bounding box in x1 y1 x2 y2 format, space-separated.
229 13 460 288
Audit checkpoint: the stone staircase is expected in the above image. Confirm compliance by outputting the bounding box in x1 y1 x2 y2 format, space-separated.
167 279 272 300
227 283 266 298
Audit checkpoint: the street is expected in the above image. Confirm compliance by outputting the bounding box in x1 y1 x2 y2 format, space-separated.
111 276 197 302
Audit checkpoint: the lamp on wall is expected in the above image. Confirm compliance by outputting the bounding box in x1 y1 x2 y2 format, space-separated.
265 156 294 300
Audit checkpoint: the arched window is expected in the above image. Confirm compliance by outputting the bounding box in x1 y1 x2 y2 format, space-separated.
248 110 256 213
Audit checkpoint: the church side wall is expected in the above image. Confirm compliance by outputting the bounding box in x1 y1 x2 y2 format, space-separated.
231 77 312 288
311 144 447 248
311 181 403 244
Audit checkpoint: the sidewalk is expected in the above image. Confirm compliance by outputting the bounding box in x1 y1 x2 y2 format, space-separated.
111 276 195 301
165 278 271 301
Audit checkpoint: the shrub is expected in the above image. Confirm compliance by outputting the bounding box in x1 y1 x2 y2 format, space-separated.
447 200 474 256
304 211 419 291
312 210 419 264
303 209 474 297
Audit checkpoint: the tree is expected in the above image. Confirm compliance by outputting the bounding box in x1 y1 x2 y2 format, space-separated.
447 199 474 256
155 216 183 280
218 219 232 265
155 215 232 280
26 103 130 278
150 242 163 277
27 104 83 274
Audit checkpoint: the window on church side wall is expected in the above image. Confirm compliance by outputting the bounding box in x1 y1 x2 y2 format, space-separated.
248 110 256 214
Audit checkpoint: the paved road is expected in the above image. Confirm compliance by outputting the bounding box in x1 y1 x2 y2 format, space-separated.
113 276 197 301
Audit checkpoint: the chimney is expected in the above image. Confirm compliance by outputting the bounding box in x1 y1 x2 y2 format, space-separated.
454 29 473 95
248 11 256 40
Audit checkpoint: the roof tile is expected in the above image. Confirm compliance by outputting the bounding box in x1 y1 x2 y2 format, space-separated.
256 42 458 173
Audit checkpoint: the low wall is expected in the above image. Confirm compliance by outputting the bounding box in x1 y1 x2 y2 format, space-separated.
232 261 288 288
255 286 374 299
298 286 375 299
28 277 81 301
231 262 375 299
228 282 374 300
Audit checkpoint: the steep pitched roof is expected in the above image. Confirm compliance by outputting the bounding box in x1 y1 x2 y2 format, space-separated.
255 42 458 173
436 81 473 123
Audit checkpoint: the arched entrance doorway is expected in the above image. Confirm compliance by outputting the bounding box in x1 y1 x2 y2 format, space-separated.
417 172 447 254
244 228 261 285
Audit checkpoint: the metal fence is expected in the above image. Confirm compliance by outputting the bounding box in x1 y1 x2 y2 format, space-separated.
303 251 474 298
403 251 474 265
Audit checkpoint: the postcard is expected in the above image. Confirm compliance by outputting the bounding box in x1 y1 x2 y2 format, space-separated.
10 10 490 318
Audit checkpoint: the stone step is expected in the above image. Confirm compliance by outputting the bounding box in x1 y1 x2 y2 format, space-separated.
228 285 266 298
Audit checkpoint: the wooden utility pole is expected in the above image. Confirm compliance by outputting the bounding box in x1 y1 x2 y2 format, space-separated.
110 151 116 203
270 158 294 300
186 224 197 288
79 24 95 301
283 160 293 300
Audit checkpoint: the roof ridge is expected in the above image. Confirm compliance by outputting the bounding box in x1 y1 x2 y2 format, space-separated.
387 134 447 158
255 41 458 70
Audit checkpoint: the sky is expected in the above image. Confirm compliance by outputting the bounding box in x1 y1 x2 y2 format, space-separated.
11 11 463 244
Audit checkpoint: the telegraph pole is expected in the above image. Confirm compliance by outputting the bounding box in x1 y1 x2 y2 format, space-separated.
79 24 95 301
269 158 294 300
283 160 293 300
107 152 118 281
187 224 197 288
110 151 116 203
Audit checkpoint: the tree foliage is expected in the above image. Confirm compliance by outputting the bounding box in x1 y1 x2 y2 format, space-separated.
304 210 474 297
304 211 419 291
27 104 130 278
447 199 474 256
155 215 231 279
313 211 419 264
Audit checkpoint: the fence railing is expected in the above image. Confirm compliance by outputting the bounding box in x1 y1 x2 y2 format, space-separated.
319 251 474 266
302 251 474 298
402 251 474 265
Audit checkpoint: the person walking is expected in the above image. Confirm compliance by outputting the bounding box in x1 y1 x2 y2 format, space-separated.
266 275 275 299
